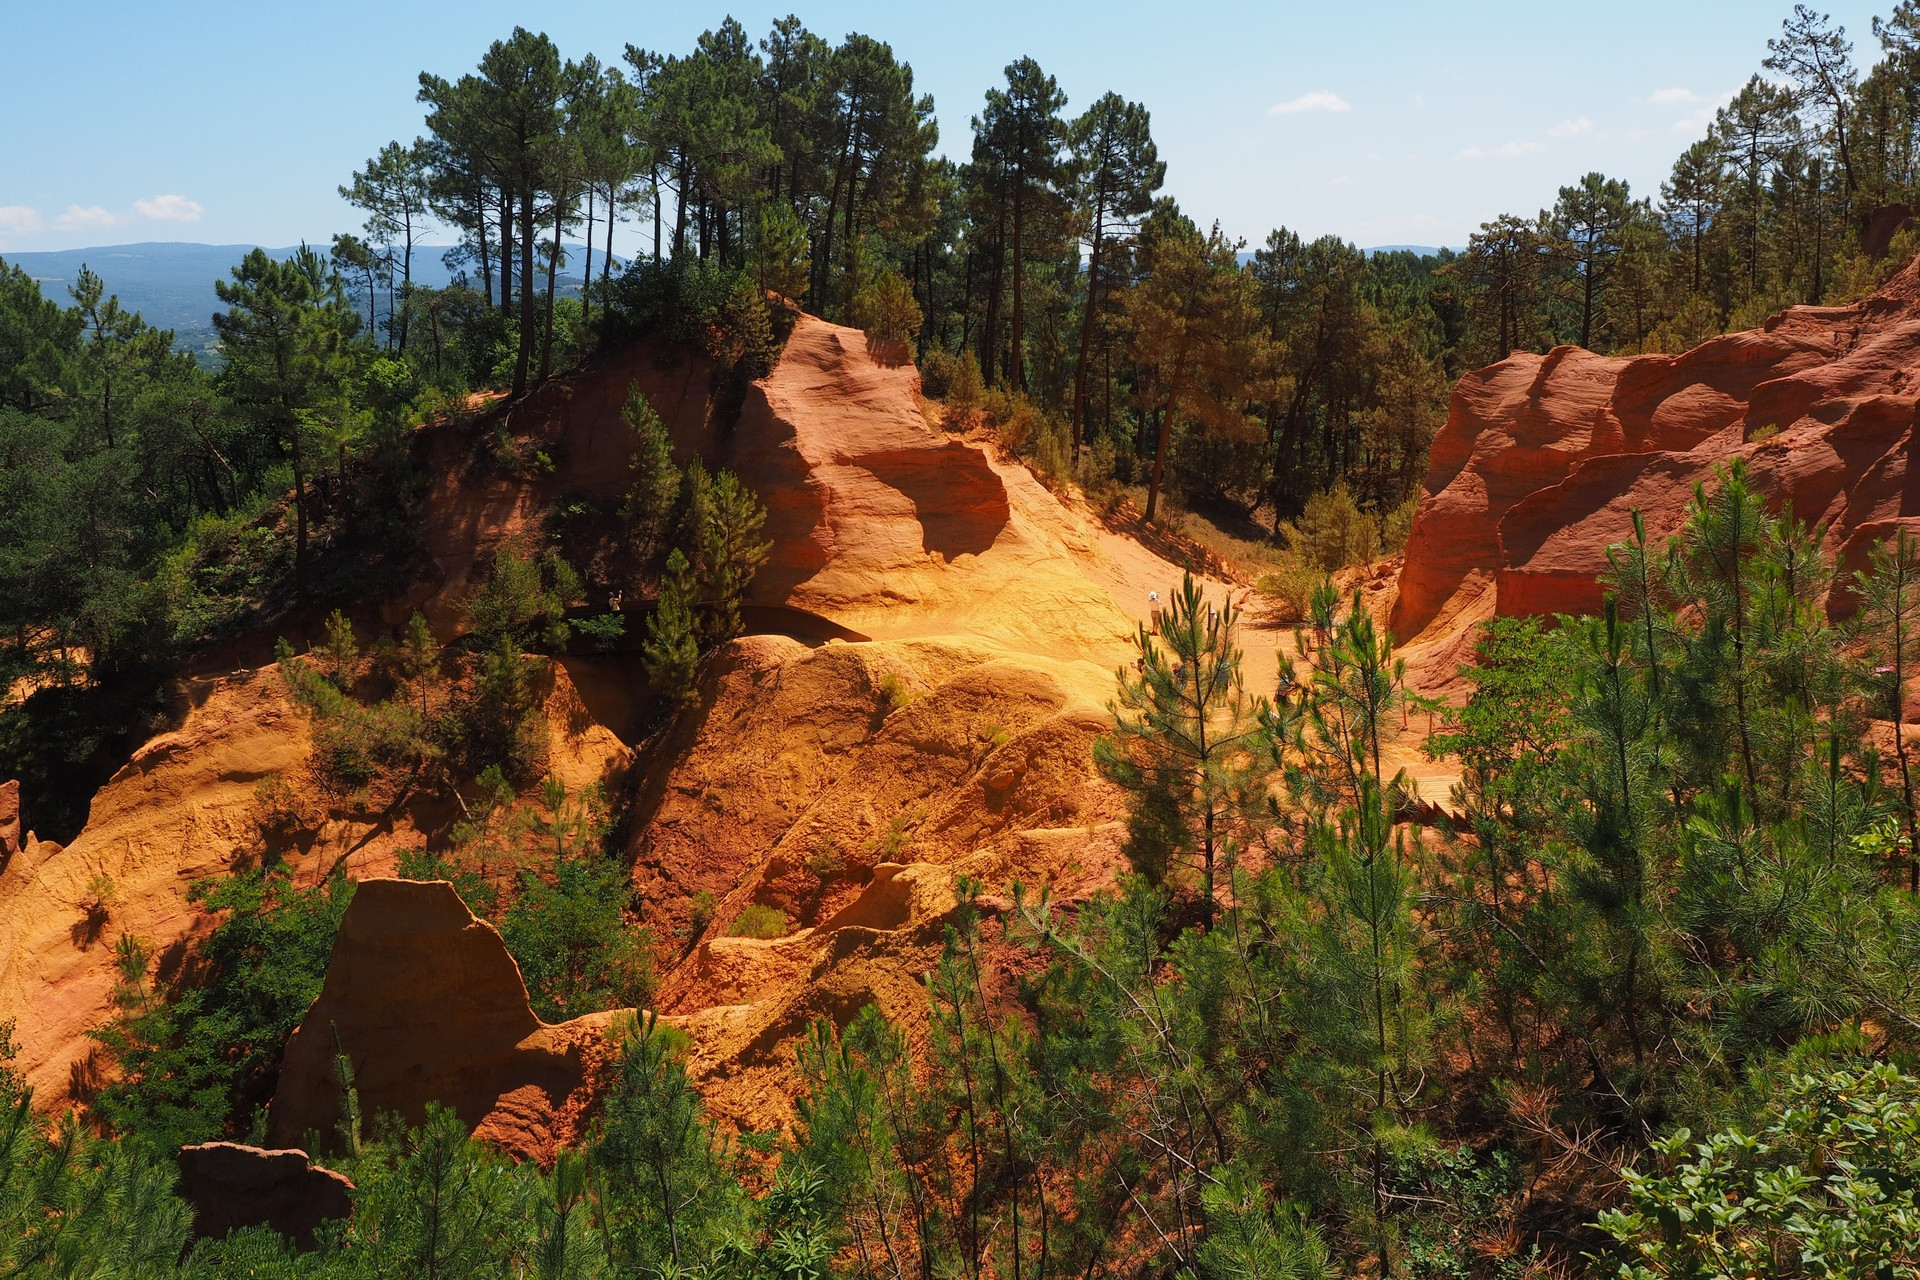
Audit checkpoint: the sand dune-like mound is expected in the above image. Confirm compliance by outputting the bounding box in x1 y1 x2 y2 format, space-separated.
1394 261 1920 643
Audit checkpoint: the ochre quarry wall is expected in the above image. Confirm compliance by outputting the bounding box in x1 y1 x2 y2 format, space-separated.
1394 259 1920 645
1 305 1240 1145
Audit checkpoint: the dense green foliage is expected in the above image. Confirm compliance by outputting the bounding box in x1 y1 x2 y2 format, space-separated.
86 872 357 1154
1599 1061 1920 1276
22 464 1920 1274
3 1026 835 1279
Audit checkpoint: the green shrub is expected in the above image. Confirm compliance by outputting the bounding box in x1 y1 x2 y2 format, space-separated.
451 636 549 782
1280 483 1380 573
502 853 654 1021
1598 1061 1920 1276
1380 492 1420 556
729 903 790 940
688 889 718 937
850 269 923 348
465 541 580 652
983 388 1071 483
89 869 355 1150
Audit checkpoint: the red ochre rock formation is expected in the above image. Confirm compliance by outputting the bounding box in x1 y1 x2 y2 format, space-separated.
175 1142 353 1248
0 302 1248 1146
1393 261 1920 644
1 779 20 862
267 878 624 1164
0 664 626 1113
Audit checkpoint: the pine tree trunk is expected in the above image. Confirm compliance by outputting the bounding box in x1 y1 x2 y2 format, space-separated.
582 185 595 328
515 188 536 397
541 184 564 381
1145 375 1182 523
1071 200 1106 464
288 400 307 602
1011 173 1027 393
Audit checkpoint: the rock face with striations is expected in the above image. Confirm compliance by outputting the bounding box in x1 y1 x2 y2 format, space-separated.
1393 260 1920 642
266 878 625 1163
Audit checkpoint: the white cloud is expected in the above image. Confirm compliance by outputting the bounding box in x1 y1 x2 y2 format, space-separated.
53 204 122 232
0 206 43 237
1457 140 1546 159
1270 90 1351 115
1650 87 1698 105
1548 116 1594 138
1327 174 1354 186
133 193 202 222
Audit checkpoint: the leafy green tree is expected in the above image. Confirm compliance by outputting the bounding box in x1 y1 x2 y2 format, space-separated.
499 779 653 1021
465 540 580 652
340 139 433 350
793 1005 941 1279
675 464 771 647
348 1103 527 1278
1855 527 1920 887
89 870 356 1151
1662 138 1724 297
970 58 1068 391
619 385 680 564
642 549 700 708
1123 211 1262 523
1457 213 1549 359
1547 172 1636 350
1599 1061 1920 1276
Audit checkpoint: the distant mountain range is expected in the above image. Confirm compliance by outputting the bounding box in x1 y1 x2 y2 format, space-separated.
1232 245 1456 268
2 241 616 358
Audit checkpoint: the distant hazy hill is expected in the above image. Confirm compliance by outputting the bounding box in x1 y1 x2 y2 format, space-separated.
1231 244 1455 268
3 241 615 358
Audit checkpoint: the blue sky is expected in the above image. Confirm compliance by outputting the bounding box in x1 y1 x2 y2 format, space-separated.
0 1 1892 257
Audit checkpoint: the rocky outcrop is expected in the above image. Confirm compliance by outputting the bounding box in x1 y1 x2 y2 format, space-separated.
729 314 1154 659
0 672 305 1108
1 301 1254 1144
1393 261 1920 642
0 664 625 1114
175 1142 353 1248
0 779 19 864
266 879 624 1163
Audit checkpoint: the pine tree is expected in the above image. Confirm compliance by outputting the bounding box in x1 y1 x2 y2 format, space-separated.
642 550 700 708
1065 92 1163 460
1121 212 1262 523
1095 572 1272 926
1856 527 1920 888
619 386 680 563
592 1014 744 1274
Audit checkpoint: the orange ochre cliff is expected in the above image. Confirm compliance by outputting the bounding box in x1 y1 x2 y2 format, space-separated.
8 262 1920 1149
